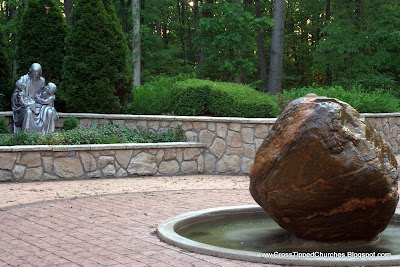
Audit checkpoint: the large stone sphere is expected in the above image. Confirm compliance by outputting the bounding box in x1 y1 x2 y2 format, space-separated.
249 95 399 241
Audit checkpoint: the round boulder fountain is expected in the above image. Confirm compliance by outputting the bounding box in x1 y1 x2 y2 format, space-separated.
157 94 400 265
250 94 399 242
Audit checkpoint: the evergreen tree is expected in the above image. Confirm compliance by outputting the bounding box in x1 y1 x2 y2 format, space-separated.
62 0 130 113
103 0 133 106
16 0 67 85
0 24 13 111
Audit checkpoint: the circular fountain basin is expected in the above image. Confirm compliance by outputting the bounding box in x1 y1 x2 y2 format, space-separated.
157 205 400 266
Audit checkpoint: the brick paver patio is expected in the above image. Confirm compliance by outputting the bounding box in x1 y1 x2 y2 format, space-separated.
0 176 399 267
0 183 283 266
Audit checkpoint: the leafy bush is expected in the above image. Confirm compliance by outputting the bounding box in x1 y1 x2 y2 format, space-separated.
16 0 67 85
0 123 185 146
173 79 212 115
0 117 10 134
62 117 79 131
282 85 400 113
208 82 280 118
173 79 280 118
129 76 177 115
62 0 131 113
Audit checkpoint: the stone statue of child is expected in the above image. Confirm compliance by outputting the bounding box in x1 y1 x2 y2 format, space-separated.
35 82 56 107
16 80 38 115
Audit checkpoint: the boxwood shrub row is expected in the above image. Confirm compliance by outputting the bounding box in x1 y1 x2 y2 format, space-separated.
130 77 399 117
173 79 280 118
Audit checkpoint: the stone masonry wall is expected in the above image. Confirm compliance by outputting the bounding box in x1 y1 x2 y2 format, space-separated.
0 143 205 182
0 112 400 181
362 113 400 153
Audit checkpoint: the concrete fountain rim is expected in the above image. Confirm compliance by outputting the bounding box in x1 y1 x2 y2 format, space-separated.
157 204 400 266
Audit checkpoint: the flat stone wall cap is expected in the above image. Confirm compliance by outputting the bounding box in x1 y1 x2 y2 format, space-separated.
0 111 13 116
362 113 400 118
53 145 92 151
89 144 128 150
10 145 53 152
53 113 278 124
0 146 13 152
0 142 206 153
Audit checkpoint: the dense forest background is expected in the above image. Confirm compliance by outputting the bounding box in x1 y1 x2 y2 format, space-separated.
1 0 400 113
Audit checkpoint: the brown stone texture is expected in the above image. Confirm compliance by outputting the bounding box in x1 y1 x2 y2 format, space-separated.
183 148 201 161
54 158 84 179
0 153 17 170
115 150 132 168
250 95 399 242
159 160 180 174
216 155 240 174
79 152 97 172
127 152 157 175
19 152 41 167
209 138 226 158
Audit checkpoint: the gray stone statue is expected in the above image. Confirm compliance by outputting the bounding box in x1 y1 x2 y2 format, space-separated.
11 63 59 134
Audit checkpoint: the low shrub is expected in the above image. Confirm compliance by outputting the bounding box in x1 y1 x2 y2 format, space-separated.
0 117 10 134
282 85 400 113
0 123 185 146
129 76 179 115
207 81 280 118
173 79 211 115
62 116 79 131
173 79 280 118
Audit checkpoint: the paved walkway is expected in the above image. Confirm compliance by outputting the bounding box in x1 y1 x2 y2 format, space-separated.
0 175 399 267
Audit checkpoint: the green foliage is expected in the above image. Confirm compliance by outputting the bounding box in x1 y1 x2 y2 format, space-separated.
313 0 400 91
0 117 10 134
282 85 400 113
0 24 13 111
62 117 79 131
61 0 131 113
16 0 67 85
197 1 273 82
173 79 211 116
173 79 280 118
128 76 178 115
282 0 326 89
102 0 133 108
0 123 185 146
207 81 280 118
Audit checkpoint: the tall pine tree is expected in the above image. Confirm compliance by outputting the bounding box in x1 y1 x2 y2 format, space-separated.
16 0 67 85
62 0 131 113
103 0 133 106
0 24 13 111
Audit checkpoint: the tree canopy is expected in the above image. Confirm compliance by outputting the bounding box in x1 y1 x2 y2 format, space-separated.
16 0 67 84
61 0 130 113
0 0 399 112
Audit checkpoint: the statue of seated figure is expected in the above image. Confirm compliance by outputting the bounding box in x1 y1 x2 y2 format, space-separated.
11 63 59 134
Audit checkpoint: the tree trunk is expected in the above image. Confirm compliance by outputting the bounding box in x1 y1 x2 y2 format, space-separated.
255 0 267 89
162 24 168 49
193 0 203 65
178 0 186 66
268 0 285 95
232 0 243 83
132 0 141 88
156 22 162 37
325 0 332 86
64 0 73 24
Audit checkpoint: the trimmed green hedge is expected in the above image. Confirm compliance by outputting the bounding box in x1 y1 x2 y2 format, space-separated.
282 85 399 113
173 79 280 118
173 79 211 115
131 78 398 118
